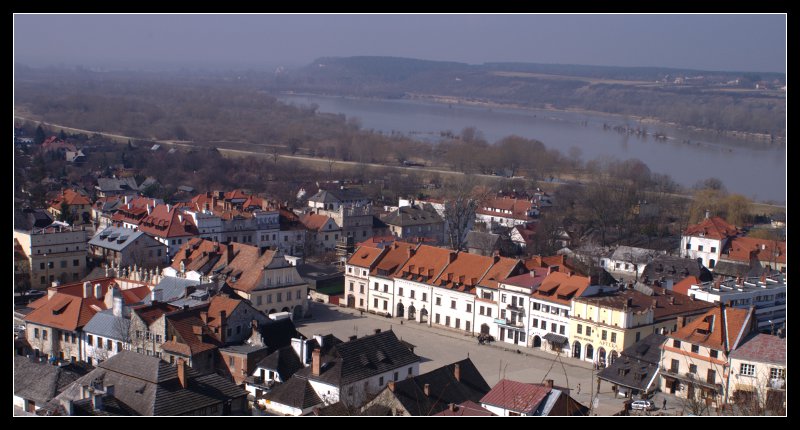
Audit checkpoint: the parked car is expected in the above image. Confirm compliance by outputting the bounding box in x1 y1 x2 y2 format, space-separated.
631 400 655 411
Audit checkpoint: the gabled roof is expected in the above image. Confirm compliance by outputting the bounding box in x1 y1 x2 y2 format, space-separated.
480 379 550 414
669 305 753 352
433 400 494 416
476 197 534 221
26 293 103 332
683 216 739 240
672 276 700 296
88 226 155 252
255 345 304 382
371 242 416 276
500 269 548 291
132 302 180 326
308 187 368 204
136 204 198 239
15 356 85 404
206 295 243 330
597 334 665 391
347 245 385 269
387 358 490 416
382 204 443 227
532 271 591 306
228 249 283 293
728 333 786 366
641 255 713 284
395 245 453 284
163 305 221 356
49 188 91 208
299 213 337 232
724 236 786 265
433 252 495 294
479 256 523 289
263 376 323 411
83 309 131 340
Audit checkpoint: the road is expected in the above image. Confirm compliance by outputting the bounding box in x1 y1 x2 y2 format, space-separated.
297 302 634 416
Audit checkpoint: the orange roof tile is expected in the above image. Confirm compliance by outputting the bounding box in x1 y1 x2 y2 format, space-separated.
24 294 104 331
479 257 524 289
672 276 700 296
532 272 591 306
670 306 753 351
395 245 453 283
348 246 385 268
434 252 495 293
724 236 785 265
228 249 279 293
137 204 199 238
299 213 335 232
371 242 417 276
684 216 739 240
206 296 242 329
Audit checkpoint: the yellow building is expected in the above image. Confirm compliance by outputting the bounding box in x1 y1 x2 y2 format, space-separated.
570 286 713 366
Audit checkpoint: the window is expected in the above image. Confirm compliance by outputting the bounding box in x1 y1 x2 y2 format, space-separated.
685 243 691 250
671 359 680 373
577 324 582 334
383 301 388 311
542 305 550 313
698 245 704 252
408 367 413 376
435 314 440 324
73 259 80 267
707 369 716 384
383 285 388 293
422 293 427 301
540 320 546 329
710 247 716 253
770 368 785 380
117 342 122 352
551 323 557 333
635 332 641 342
586 327 592 337
710 349 718 358
501 309 506 319
466 321 471 332
602 330 607 341
501 294 507 303
487 308 492 317
379 376 384 386
297 290 302 299
689 364 697 374
359 285 364 294
48 261 54 269
374 298 379 308
267 294 273 304
466 304 472 313
673 340 681 348
610 332 616 343
107 339 112 350
451 300 456 309
87 334 93 345
394 372 399 381
257 295 263 306
60 260 67 268
360 299 364 306
691 344 700 354
410 290 415 299
276 293 282 302
34 328 39 339
445 316 450 326
455 319 460 329
348 267 352 274
40 262 45 270
349 282 354 292
436 297 441 306
42 330 48 341
480 306 485 316
560 325 566 335
398 287 403 297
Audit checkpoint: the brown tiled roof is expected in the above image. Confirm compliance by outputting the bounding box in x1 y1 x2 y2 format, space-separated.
684 216 739 240
434 252 494 293
170 239 261 279
476 197 534 221
728 333 786 365
433 400 494 416
206 295 241 330
132 302 180 326
576 287 714 321
299 213 335 232
532 272 591 306
228 249 279 293
395 245 454 284
479 257 523 289
670 305 753 351
49 188 90 209
137 204 198 239
479 379 550 414
24 293 104 331
501 269 548 290
370 242 416 277
724 236 786 265
165 305 221 355
672 276 700 296
347 246 385 268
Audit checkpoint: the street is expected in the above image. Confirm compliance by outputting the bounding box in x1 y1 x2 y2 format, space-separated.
296 302 633 416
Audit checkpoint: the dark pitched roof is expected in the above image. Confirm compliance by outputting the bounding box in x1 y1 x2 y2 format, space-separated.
71 395 140 416
382 204 443 227
433 400 494 416
14 357 85 404
256 346 304 382
598 333 665 391
309 187 368 204
263 376 323 411
58 351 246 416
641 255 713 284
389 358 490 416
729 333 786 365
259 318 303 353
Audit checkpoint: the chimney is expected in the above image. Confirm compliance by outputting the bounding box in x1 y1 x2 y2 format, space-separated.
178 214 183 223
545 379 554 390
83 281 92 298
669 296 675 305
449 252 457 263
48 286 58 299
548 265 559 275
112 294 123 317
423 383 430 396
166 204 171 213
676 316 686 329
227 242 234 264
705 209 711 219
60 398 74 416
192 325 203 341
177 358 188 388
529 269 536 278
454 363 461 382
51 280 60 289
151 289 163 303
349 335 358 341
374 328 381 335
200 311 208 324
94 283 103 300
388 381 396 392
147 205 152 215
312 348 321 376
449 403 457 412
626 298 633 308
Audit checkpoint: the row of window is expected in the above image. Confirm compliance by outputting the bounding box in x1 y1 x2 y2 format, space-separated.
255 290 302 306
35 246 82 254
672 340 719 358
433 314 471 331
478 306 493 317
533 319 567 335
531 302 569 317
40 273 80 284
39 259 81 270
685 244 717 253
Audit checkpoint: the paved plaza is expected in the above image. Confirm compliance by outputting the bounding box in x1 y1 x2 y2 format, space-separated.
296 302 644 416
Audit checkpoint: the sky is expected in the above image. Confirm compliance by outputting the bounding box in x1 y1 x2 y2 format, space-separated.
13 14 786 73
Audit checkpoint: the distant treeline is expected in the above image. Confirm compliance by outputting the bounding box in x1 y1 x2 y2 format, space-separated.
269 56 785 138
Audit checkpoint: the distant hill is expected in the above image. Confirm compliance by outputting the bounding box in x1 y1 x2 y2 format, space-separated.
269 56 786 137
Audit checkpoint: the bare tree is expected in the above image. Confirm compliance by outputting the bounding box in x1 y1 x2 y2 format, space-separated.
442 176 482 251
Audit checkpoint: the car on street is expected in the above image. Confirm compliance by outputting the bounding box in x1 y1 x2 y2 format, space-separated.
631 400 655 411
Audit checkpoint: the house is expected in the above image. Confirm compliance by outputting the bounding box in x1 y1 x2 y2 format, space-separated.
307 186 370 213
528 270 601 355
299 213 341 252
52 352 249 415
47 188 92 224
381 203 444 244
128 301 181 361
95 177 141 198
727 333 786 414
360 358 490 416
307 187 376 242
510 223 537 252
475 196 537 228
392 245 455 325
659 305 756 408
14 225 89 288
570 285 715 366
344 243 399 312
160 304 222 374
109 196 162 229
184 190 280 251
23 279 151 364
719 236 786 274
81 288 133 364
597 333 666 399
601 245 666 282
480 379 588 416
685 273 786 333
135 204 200 257
465 230 515 257
640 255 713 288
369 242 418 317
680 213 740 269
263 329 420 415
89 226 168 269
13 356 89 415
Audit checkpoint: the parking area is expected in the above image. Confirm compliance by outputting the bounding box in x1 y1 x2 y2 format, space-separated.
296 302 632 415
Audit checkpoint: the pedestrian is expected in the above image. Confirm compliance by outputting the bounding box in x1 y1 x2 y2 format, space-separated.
662 398 667 410
577 383 581 395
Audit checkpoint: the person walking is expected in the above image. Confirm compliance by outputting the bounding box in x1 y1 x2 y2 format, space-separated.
577 383 581 395
662 398 667 410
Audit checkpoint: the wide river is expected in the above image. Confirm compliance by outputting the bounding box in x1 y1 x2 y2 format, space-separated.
277 94 786 204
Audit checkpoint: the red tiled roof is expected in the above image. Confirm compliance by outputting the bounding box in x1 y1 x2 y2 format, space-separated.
729 333 786 365
356 235 397 248
206 296 242 329
299 213 335 232
24 293 104 331
132 302 180 326
684 216 739 240
672 276 700 296
371 242 416 276
169 238 259 275
228 249 278 294
434 252 495 293
670 305 753 351
165 306 220 355
479 257 523 289
137 204 198 238
49 188 91 209
434 400 494 416
395 245 453 283
480 379 550 414
476 197 534 221
501 269 548 290
724 237 786 265
347 246 385 268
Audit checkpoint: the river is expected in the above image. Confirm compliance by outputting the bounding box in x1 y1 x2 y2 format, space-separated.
277 94 786 204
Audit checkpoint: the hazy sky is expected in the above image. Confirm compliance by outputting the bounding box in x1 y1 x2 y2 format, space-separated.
14 14 786 73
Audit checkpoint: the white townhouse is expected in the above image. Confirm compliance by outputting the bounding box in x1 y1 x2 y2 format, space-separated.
345 246 386 310
680 212 739 270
